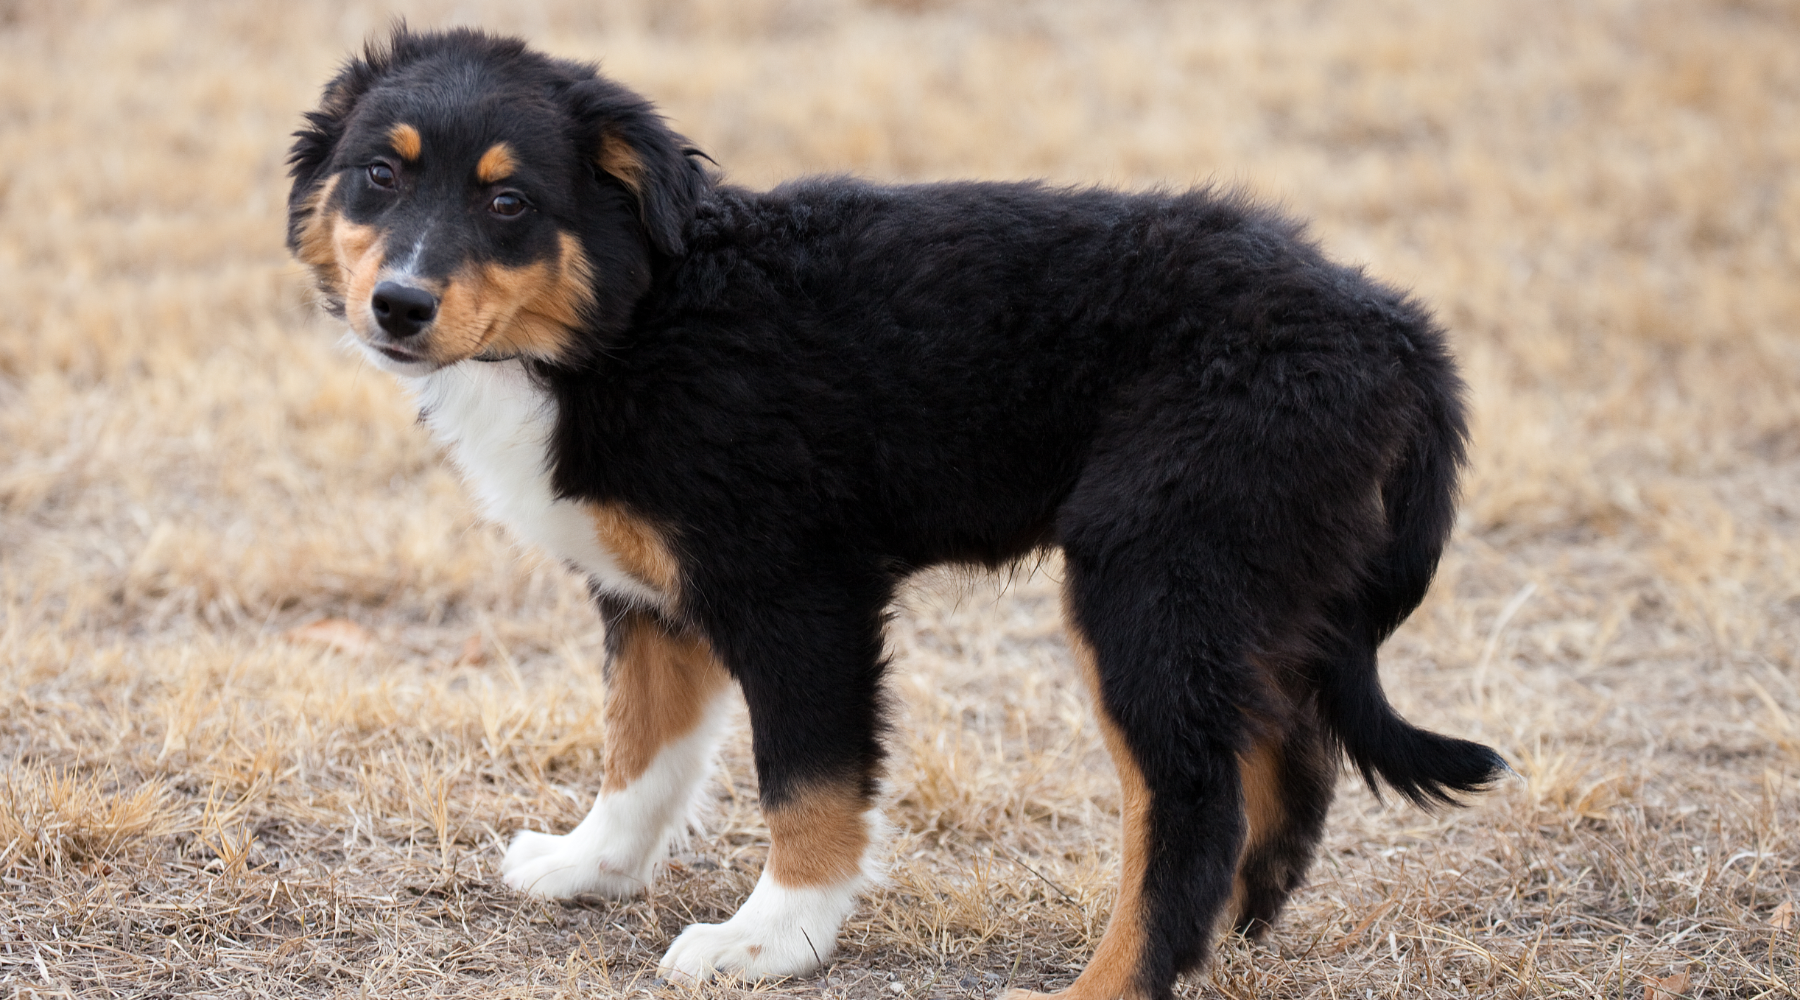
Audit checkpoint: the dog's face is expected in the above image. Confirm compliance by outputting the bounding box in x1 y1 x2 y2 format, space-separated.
287 29 708 373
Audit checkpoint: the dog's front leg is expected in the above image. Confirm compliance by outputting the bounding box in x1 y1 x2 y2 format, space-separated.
658 596 887 983
502 603 733 899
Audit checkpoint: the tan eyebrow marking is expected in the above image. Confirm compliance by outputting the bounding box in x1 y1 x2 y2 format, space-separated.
387 123 422 161
476 142 517 184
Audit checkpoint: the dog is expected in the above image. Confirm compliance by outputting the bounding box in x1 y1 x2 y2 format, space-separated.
287 27 1507 999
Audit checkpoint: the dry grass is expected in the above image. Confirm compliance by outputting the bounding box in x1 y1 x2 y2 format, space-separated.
2 0 1798 996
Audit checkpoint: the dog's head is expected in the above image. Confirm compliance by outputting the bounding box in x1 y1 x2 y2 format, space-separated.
287 27 709 373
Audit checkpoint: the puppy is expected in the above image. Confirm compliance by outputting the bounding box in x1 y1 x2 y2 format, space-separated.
288 27 1505 999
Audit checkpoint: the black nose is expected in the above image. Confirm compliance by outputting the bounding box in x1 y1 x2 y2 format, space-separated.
371 281 438 338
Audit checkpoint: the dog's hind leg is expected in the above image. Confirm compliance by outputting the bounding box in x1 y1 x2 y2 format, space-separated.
1228 709 1335 937
1008 555 1270 1000
501 600 734 899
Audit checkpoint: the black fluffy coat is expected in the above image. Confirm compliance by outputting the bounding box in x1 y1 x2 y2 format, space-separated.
289 29 1506 998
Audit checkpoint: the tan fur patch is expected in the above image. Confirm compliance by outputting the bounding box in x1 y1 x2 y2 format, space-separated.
588 502 680 595
388 123 422 161
1008 606 1152 1000
476 142 516 184
598 131 646 198
429 231 594 364
1238 739 1284 850
601 614 731 792
293 174 343 287
334 217 385 323
765 784 870 888
1226 737 1286 919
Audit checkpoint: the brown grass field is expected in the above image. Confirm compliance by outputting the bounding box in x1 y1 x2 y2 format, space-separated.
3 0 1799 996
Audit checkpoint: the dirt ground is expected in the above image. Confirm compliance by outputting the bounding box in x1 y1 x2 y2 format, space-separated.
1 0 1797 997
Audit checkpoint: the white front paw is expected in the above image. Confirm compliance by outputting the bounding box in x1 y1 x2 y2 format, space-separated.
499 828 567 871
500 827 658 899
656 875 860 984
659 918 833 983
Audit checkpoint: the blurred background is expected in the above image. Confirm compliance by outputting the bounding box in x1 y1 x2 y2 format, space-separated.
0 1 1796 997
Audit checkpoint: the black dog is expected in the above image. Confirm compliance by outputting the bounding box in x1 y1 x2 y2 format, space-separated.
288 27 1505 999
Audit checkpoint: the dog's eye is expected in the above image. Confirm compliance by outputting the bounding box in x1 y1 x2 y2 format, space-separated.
489 192 528 218
367 163 397 189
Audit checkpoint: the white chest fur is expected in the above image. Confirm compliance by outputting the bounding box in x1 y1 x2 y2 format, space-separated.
403 361 666 608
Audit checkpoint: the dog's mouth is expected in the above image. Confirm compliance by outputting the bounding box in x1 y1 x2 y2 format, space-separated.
349 318 507 374
376 343 429 364
342 325 448 374
354 318 498 370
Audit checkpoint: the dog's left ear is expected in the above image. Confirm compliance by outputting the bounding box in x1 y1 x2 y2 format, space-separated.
566 77 710 256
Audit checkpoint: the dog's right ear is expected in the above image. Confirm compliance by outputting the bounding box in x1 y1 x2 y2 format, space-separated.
287 39 394 256
287 26 450 250
289 66 368 198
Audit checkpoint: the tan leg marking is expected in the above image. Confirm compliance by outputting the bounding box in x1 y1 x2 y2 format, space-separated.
388 123 422 161
476 142 516 183
1011 605 1151 1000
765 784 871 888
432 231 594 364
589 502 681 596
1226 736 1286 921
601 613 732 793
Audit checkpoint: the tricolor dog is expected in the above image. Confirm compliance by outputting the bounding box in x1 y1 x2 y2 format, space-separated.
287 27 1506 999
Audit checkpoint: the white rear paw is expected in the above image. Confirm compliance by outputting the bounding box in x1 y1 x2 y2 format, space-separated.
499 827 656 899
656 875 859 983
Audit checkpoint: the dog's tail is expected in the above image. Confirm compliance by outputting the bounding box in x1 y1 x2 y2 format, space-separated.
1312 349 1509 807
